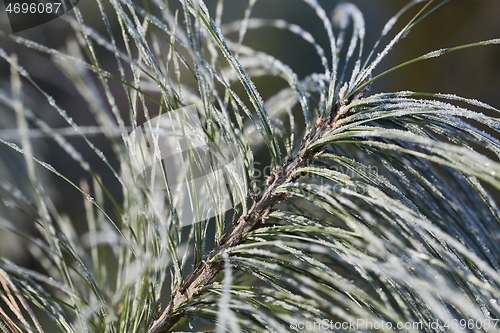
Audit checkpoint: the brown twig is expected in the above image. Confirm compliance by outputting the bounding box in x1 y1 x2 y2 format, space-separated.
148 85 364 333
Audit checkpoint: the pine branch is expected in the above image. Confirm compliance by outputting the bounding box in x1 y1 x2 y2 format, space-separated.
148 83 365 333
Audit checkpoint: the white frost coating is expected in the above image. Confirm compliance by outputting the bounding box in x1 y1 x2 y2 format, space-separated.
303 0 336 77
485 38 500 45
349 5 365 40
331 4 349 29
216 253 241 333
332 2 365 55
231 45 311 125
332 2 365 33
382 17 397 36
425 48 447 58
353 0 424 88
236 0 257 55
221 18 327 74
349 60 361 89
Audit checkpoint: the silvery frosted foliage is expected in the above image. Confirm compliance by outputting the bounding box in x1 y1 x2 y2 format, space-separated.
0 0 500 332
